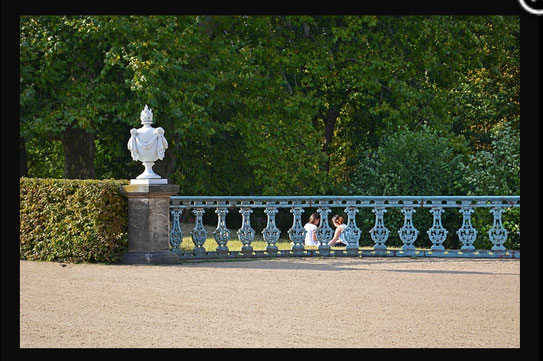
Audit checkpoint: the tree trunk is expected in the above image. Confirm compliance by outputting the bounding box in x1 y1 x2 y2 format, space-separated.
62 127 96 179
20 136 28 177
322 107 340 174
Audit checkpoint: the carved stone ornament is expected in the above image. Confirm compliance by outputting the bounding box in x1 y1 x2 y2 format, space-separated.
428 207 447 251
344 206 361 255
169 209 183 255
238 208 256 254
213 207 230 254
127 105 169 184
370 207 389 250
457 207 477 251
288 207 306 255
262 207 281 254
191 208 208 255
399 207 418 251
316 207 333 255
488 207 508 251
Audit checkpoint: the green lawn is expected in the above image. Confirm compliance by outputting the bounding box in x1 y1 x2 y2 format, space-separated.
176 235 394 253
177 235 314 253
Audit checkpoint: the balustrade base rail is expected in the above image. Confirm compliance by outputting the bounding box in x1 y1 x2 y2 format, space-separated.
172 249 519 261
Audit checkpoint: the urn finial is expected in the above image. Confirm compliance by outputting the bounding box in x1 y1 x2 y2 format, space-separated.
127 105 168 185
140 104 153 125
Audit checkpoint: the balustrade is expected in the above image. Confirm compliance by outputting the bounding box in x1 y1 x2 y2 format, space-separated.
191 208 207 255
288 207 306 255
344 206 361 255
399 207 418 252
213 207 230 254
428 207 447 251
262 206 280 254
370 206 389 250
316 207 333 255
169 209 183 256
169 196 520 260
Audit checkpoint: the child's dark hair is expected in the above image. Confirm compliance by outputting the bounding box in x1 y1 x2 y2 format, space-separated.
331 214 344 224
308 213 320 223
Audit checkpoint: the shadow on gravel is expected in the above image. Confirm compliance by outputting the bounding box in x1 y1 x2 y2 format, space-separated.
151 257 519 276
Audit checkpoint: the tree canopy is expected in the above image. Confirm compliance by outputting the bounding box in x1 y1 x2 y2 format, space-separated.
20 15 520 197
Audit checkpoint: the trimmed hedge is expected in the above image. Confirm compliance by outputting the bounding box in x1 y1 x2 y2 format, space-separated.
20 178 130 263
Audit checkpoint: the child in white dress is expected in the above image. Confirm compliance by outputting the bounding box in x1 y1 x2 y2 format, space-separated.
304 213 320 246
328 214 347 247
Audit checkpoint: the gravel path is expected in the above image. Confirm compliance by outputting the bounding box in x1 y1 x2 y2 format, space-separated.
19 257 520 348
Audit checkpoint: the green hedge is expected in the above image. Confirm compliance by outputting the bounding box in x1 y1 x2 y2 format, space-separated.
20 178 130 263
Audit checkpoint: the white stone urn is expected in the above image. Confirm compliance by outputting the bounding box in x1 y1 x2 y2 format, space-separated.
127 105 168 184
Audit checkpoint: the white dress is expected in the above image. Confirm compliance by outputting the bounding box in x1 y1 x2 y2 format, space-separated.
304 223 319 246
335 224 347 244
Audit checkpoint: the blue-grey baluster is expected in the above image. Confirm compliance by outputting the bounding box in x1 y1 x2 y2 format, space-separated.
428 207 447 251
213 207 230 254
488 207 508 251
316 207 333 255
238 207 255 255
399 207 418 252
191 208 207 256
170 209 183 256
370 206 389 251
457 206 477 251
263 207 281 254
344 206 361 255
288 207 306 255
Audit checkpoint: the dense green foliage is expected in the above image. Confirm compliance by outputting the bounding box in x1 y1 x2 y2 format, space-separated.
20 178 129 262
462 124 520 250
463 124 520 196
20 15 520 195
350 126 465 196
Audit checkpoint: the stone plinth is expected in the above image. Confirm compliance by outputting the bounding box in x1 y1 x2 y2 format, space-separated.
120 183 180 264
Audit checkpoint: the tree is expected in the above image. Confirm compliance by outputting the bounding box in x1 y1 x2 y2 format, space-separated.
21 16 111 178
21 15 520 201
20 16 209 180
349 126 465 197
462 124 520 196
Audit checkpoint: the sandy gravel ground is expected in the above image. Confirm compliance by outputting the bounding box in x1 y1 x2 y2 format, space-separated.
19 257 520 348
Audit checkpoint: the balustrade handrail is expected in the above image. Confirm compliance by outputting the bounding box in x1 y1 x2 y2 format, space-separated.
170 195 520 208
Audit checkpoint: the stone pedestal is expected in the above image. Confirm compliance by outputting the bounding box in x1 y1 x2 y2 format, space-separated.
119 183 180 264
